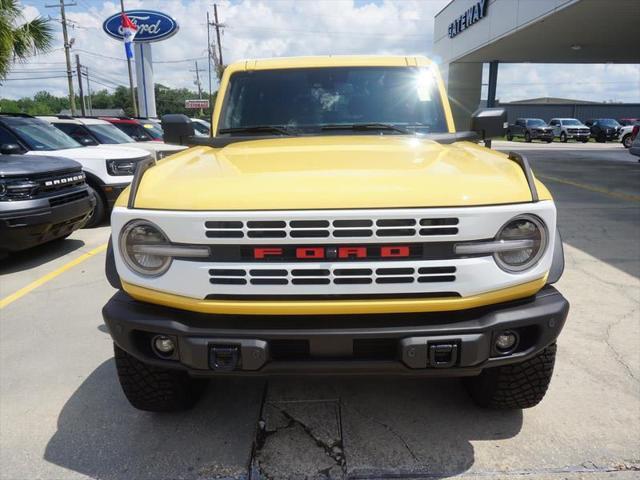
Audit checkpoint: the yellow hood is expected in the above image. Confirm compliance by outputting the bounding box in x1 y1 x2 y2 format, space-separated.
126 136 550 210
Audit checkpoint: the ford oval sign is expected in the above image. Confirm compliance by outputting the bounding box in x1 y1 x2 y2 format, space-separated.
103 10 179 43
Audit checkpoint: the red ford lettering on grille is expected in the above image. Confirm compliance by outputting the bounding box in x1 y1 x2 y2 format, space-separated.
253 245 411 260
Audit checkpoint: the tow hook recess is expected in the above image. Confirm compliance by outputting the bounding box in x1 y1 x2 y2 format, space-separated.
209 345 240 371
429 343 458 368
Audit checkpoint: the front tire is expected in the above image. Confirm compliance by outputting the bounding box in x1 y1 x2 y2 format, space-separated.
622 134 632 148
114 344 206 412
85 184 106 228
464 343 557 409
524 132 532 143
560 132 567 143
506 131 514 141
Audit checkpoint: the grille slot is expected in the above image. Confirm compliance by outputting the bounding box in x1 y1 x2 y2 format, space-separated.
251 278 288 285
249 269 287 277
209 269 246 276
210 278 247 285
204 215 460 240
49 190 89 207
292 278 331 285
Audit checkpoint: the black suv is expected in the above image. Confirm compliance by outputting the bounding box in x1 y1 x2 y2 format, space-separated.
0 152 94 257
584 119 621 142
506 118 554 143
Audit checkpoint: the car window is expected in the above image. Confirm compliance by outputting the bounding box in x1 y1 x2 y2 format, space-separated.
3 118 82 151
114 123 153 141
550 120 557 126
563 119 581 126
85 123 135 144
526 119 546 127
0 125 20 145
219 66 448 134
53 123 97 145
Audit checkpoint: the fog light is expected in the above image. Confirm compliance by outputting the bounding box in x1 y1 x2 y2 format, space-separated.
495 331 518 353
153 335 175 355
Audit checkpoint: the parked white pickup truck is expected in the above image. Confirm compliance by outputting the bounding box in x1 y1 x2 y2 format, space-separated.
548 118 590 143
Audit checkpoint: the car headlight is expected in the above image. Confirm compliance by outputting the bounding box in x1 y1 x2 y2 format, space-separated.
119 220 173 277
494 215 548 272
119 219 210 277
106 155 152 176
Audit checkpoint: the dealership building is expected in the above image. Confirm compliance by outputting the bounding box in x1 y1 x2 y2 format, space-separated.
433 0 639 128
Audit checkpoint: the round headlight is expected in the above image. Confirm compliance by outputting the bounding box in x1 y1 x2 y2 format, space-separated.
494 215 547 272
119 220 172 277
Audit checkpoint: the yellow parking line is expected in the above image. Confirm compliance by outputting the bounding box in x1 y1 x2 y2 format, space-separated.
537 175 640 203
0 243 108 310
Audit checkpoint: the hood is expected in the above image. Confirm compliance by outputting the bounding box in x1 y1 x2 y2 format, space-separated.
0 153 81 178
27 145 149 161
130 136 549 210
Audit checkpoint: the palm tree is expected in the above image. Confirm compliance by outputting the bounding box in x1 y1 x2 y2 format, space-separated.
0 0 53 79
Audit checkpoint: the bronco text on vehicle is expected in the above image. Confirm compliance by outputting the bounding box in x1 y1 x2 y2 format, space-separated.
103 56 569 412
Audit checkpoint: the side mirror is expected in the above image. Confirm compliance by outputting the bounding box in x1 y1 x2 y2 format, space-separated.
471 108 507 139
161 114 195 145
0 143 24 155
79 137 97 146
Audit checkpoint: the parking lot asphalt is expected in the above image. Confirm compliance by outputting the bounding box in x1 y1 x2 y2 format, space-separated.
1 141 639 480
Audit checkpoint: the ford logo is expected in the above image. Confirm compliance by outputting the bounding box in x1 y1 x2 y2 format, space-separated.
102 10 179 43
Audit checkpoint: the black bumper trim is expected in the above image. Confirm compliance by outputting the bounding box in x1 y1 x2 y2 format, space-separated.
103 286 569 376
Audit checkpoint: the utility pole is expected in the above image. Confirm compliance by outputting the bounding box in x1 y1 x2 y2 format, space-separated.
120 0 138 116
190 61 205 116
213 4 224 79
75 54 86 116
84 67 93 115
46 1 77 115
206 10 213 121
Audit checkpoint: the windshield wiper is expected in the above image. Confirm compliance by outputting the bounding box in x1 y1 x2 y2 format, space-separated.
218 125 295 136
320 123 410 134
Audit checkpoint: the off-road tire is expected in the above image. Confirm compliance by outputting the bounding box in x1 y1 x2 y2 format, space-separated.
622 134 632 148
560 132 567 143
596 132 606 143
524 132 532 142
85 184 105 228
506 131 514 141
114 344 206 412
464 343 557 409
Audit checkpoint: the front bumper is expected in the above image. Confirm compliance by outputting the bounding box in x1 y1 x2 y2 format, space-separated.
103 286 569 376
0 188 94 252
531 131 554 140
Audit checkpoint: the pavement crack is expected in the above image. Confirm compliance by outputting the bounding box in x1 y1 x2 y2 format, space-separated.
604 307 640 383
344 404 419 463
268 402 346 473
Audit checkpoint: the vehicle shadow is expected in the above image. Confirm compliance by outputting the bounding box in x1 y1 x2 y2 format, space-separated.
43 359 265 480
0 239 85 275
44 362 522 480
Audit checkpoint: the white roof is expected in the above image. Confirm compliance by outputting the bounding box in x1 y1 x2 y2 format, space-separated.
37 116 111 126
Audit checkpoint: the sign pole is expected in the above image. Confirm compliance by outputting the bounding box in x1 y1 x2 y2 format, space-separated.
206 10 213 125
120 0 138 117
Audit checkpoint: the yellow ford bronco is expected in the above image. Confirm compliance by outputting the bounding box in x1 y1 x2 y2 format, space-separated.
103 56 568 412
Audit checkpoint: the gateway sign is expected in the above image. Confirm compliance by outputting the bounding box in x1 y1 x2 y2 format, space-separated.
448 0 489 38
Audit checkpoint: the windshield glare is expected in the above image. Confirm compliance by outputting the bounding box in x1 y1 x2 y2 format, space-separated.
526 119 547 127
563 119 582 126
11 119 82 150
599 119 620 127
86 124 135 144
219 66 448 135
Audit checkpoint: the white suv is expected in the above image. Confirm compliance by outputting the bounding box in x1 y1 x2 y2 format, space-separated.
0 114 150 226
549 118 591 143
39 116 186 160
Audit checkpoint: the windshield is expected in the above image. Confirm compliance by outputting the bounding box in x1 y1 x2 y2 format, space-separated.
86 123 135 144
7 118 81 150
526 119 547 127
192 121 210 135
142 123 163 139
219 66 448 135
599 119 621 127
562 119 582 126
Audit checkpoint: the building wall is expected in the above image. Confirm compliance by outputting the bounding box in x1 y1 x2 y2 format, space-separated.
498 103 640 123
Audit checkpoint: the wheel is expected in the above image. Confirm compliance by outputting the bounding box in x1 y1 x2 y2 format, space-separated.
114 344 206 412
596 132 606 143
506 131 513 141
524 132 532 143
622 134 632 148
560 132 567 143
581 137 589 143
545 138 553 143
84 184 105 228
463 343 557 409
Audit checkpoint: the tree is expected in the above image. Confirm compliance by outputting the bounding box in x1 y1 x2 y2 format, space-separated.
0 0 53 79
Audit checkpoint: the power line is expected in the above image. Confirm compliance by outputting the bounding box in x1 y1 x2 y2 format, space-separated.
74 48 208 64
2 75 72 81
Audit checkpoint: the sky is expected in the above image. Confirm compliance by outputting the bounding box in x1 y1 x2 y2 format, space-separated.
1 0 639 103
